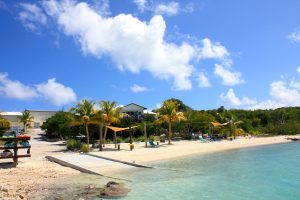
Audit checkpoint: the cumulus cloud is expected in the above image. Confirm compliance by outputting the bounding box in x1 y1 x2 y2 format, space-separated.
133 0 147 12
38 0 197 90
214 64 244 86
155 1 179 16
36 78 77 106
197 72 211 88
198 38 229 60
220 88 256 107
130 84 150 93
297 66 300 73
221 80 300 110
0 73 38 100
19 3 47 31
250 80 300 110
288 31 300 42
0 72 76 106
17 0 236 90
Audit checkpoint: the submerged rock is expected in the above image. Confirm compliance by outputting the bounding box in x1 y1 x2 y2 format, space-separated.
99 181 130 198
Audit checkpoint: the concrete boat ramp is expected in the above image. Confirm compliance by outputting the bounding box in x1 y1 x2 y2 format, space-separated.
46 153 153 181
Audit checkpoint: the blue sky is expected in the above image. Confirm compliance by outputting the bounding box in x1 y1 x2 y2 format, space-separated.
1 0 300 111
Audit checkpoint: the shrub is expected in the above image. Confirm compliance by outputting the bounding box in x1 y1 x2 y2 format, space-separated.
134 136 144 142
124 137 131 143
80 143 90 153
115 137 122 143
66 139 80 150
149 135 155 142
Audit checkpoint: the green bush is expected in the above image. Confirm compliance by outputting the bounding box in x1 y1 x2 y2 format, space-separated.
66 139 80 150
115 137 122 143
80 143 90 153
124 137 131 143
149 135 155 142
134 136 144 142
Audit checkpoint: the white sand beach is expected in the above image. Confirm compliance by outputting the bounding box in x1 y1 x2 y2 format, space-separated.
0 129 296 199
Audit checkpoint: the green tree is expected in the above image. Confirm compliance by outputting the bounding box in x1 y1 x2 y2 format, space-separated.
99 100 121 147
17 110 34 131
70 99 95 145
0 116 10 136
41 111 74 139
156 100 186 144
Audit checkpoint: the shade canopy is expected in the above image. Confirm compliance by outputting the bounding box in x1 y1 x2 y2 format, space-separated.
211 121 230 127
106 125 139 132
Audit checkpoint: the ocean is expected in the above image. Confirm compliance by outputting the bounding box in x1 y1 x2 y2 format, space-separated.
48 142 300 200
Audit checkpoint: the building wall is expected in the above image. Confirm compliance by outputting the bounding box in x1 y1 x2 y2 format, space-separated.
1 110 58 129
121 104 146 121
28 110 58 128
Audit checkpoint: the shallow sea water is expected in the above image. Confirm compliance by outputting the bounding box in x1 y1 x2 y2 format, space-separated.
46 142 300 200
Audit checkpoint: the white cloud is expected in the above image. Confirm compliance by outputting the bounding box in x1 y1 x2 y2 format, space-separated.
198 38 229 60
182 3 194 13
0 72 76 106
19 3 47 31
257 80 300 109
290 80 300 90
133 0 147 12
155 2 179 16
197 72 211 88
220 88 256 107
18 0 235 90
36 78 77 106
130 84 150 93
92 0 110 16
39 0 197 90
297 66 300 73
288 31 300 42
214 64 244 86
0 73 38 100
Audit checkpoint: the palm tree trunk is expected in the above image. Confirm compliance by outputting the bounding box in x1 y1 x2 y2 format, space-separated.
24 122 26 132
103 126 108 147
99 123 103 151
168 122 172 145
85 123 90 146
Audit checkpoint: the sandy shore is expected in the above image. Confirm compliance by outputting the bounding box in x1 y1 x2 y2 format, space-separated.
91 135 293 168
0 129 296 199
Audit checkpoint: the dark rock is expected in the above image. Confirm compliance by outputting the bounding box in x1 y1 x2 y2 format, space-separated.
106 181 119 187
100 181 130 197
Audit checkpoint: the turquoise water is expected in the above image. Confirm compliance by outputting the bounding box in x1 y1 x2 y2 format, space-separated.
118 142 300 200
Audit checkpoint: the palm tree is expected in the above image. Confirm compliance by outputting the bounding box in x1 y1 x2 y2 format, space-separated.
70 99 95 145
99 100 121 147
17 110 34 131
228 115 243 139
156 100 186 145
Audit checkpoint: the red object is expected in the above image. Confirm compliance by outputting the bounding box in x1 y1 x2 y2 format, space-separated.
16 134 31 139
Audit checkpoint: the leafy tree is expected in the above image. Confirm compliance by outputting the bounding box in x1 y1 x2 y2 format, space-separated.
156 100 186 144
41 111 74 139
0 116 10 136
70 99 95 145
17 110 34 131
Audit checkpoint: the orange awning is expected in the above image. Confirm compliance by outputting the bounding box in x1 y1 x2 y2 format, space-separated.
106 125 139 132
211 122 230 127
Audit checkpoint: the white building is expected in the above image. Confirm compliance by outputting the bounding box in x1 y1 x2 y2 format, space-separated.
0 110 58 129
120 103 156 121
